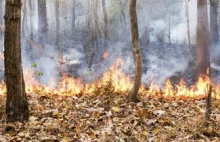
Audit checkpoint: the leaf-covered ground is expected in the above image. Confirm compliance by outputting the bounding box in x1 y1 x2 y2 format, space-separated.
0 92 220 142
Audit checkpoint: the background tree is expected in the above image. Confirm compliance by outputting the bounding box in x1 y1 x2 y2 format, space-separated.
185 0 191 48
4 0 29 122
38 0 47 46
56 0 63 71
196 0 210 77
102 0 108 47
28 0 34 50
129 0 142 102
22 0 28 38
118 0 127 32
210 0 219 45
0 0 3 35
72 0 76 28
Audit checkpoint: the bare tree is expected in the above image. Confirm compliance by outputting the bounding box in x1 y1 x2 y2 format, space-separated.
185 0 191 48
56 0 63 71
196 0 210 77
210 0 219 45
72 0 76 28
4 0 29 122
102 0 109 47
87 0 91 31
28 0 34 50
22 0 28 38
38 0 47 46
168 1 171 45
129 0 143 102
118 0 127 31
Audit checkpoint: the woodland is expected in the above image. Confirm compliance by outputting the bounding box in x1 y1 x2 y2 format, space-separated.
0 0 220 141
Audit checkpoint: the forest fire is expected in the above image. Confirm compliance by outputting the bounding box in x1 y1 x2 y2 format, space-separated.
0 56 219 100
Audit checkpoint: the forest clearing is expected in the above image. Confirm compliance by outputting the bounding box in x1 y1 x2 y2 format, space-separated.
0 0 220 141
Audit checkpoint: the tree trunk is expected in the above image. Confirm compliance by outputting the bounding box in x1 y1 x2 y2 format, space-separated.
168 2 171 45
28 0 34 51
185 0 191 48
22 0 28 38
0 0 3 25
72 0 76 28
56 0 63 71
38 0 47 46
0 0 3 35
129 0 142 103
205 84 212 120
93 0 101 46
4 0 29 122
210 0 219 45
102 0 108 47
196 0 210 77
118 0 127 31
87 0 91 31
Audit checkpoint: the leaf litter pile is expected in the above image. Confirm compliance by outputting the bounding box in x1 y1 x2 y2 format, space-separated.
0 86 220 142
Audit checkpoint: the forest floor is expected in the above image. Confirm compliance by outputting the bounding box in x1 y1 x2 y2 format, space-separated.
0 91 220 142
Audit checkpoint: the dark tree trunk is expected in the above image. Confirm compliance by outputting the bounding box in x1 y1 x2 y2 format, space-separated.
129 0 142 102
72 0 76 28
196 0 210 77
102 0 108 47
38 0 47 45
4 0 29 122
210 0 219 45
0 0 3 35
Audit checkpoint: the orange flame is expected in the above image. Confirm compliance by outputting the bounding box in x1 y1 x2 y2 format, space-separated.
0 56 219 100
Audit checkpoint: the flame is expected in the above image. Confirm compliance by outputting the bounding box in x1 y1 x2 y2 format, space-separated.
0 55 219 100
103 51 109 60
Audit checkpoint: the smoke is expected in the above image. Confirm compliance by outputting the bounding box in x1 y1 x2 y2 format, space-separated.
1 0 218 88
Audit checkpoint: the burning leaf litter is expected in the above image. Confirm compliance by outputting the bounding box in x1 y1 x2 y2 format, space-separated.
0 92 219 141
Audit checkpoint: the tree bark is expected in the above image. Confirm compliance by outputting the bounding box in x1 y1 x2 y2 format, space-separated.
4 0 29 122
38 0 47 45
102 0 108 47
129 0 142 102
196 0 211 77
210 0 219 45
